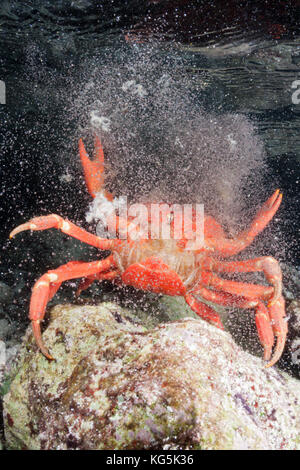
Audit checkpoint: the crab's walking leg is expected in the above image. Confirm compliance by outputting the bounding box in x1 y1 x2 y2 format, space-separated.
76 270 118 297
207 190 282 257
194 282 287 367
201 271 274 301
201 272 287 366
203 256 282 304
30 256 116 360
185 293 224 329
10 214 119 250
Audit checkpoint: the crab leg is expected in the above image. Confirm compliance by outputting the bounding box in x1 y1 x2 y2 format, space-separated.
185 293 224 329
200 271 274 301
193 283 286 367
30 256 116 360
206 190 282 257
76 270 118 297
202 256 282 304
10 214 119 250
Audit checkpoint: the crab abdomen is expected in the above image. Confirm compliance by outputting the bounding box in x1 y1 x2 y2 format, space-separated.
121 256 186 296
113 239 202 294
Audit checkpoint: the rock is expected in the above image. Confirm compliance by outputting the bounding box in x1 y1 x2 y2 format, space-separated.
277 299 300 378
274 264 300 378
0 283 12 306
3 301 300 450
0 319 13 341
0 341 5 385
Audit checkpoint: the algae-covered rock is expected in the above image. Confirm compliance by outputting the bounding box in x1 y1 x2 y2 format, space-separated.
3 301 300 450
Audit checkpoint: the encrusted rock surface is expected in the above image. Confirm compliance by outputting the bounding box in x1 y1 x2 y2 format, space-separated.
3 301 300 450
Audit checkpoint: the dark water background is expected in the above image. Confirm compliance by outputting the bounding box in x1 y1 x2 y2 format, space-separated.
0 1 299 341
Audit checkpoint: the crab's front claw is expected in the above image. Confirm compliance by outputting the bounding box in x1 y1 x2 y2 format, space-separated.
248 189 282 240
79 136 104 198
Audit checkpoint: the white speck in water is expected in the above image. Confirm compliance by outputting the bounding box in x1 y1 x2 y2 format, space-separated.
121 80 148 97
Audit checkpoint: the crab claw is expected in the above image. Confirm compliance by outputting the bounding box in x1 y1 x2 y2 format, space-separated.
248 189 283 240
79 137 114 201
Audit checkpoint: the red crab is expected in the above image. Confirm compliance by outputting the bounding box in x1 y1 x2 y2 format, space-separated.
10 136 287 367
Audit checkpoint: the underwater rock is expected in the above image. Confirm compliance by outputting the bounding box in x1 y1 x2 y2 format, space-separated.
3 301 300 450
0 340 5 384
280 299 300 378
0 319 13 341
0 283 12 306
276 264 300 378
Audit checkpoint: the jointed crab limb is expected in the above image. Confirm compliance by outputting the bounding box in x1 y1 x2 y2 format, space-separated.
247 189 282 240
75 276 97 297
79 136 104 198
30 256 116 360
10 214 118 251
79 137 113 201
185 293 224 329
198 273 286 366
193 286 274 359
193 284 286 367
265 296 287 366
203 256 282 304
76 270 118 297
207 190 282 257
201 272 274 301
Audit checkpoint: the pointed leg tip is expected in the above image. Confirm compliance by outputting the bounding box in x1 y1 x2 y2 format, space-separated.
264 356 277 368
9 229 18 239
264 337 285 368
32 320 54 361
267 189 282 208
39 343 55 361
264 361 272 369
9 227 21 238
263 346 275 367
263 347 272 362
9 223 34 239
45 353 55 361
